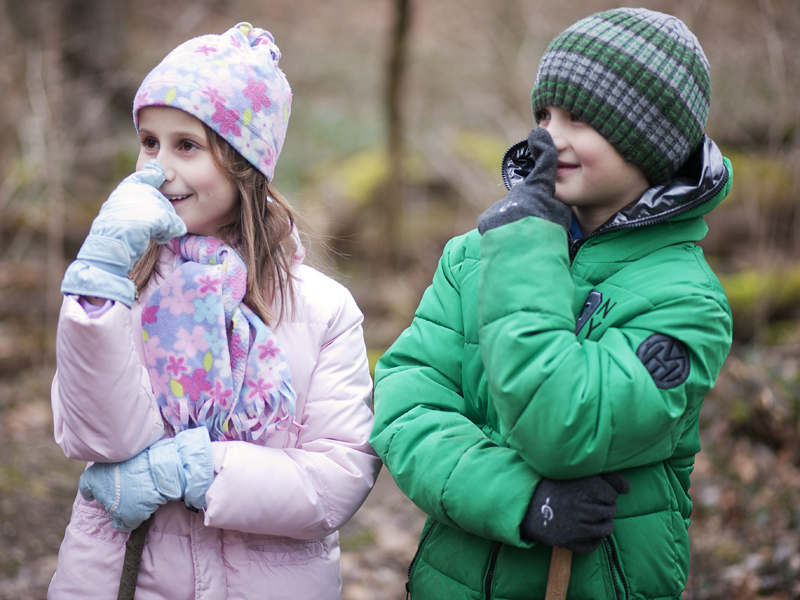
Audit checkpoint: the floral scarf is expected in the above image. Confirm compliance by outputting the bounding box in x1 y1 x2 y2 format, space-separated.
142 235 295 444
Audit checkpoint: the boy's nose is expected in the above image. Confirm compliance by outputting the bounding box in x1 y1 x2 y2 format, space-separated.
542 123 567 151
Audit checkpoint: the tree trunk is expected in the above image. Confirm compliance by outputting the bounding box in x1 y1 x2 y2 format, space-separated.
379 0 412 272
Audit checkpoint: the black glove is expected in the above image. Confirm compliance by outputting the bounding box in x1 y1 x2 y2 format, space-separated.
477 127 572 235
521 473 630 554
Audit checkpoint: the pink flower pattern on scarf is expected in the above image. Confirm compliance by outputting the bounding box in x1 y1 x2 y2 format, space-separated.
142 235 295 443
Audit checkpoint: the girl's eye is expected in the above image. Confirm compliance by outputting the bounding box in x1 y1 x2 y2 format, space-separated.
142 137 158 150
180 141 197 152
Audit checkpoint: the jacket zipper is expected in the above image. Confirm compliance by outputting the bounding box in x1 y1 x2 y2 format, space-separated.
603 538 630 600
405 520 437 599
483 542 502 600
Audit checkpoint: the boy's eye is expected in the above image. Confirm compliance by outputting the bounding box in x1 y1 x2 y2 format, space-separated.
535 110 550 123
570 113 583 123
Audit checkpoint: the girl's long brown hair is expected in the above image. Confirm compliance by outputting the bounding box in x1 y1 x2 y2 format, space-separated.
129 125 303 326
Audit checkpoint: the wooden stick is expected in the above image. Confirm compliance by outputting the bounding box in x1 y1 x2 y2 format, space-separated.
545 546 573 600
117 516 153 600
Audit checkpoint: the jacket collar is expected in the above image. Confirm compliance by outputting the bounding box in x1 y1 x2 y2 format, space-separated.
588 135 731 237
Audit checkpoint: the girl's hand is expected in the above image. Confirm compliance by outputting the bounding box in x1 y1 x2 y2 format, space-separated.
61 160 187 307
79 427 213 532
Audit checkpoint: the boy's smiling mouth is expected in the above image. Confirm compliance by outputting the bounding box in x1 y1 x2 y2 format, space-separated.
557 161 579 176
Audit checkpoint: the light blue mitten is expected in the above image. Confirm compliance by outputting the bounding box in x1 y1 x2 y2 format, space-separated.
61 159 187 307
79 427 214 532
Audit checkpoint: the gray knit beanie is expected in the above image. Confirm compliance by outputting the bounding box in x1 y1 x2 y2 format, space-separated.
531 8 711 184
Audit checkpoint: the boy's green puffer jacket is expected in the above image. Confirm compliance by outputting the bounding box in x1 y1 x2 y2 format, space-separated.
371 136 733 600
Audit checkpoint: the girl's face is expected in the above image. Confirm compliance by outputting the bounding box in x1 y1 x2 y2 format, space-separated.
136 106 239 237
536 105 650 234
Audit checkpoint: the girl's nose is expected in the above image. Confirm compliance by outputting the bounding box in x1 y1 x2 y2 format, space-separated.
158 155 177 182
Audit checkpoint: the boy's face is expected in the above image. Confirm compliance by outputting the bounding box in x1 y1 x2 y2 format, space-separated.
536 106 650 233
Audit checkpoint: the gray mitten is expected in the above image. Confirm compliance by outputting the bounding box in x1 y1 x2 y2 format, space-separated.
478 128 572 235
521 473 630 554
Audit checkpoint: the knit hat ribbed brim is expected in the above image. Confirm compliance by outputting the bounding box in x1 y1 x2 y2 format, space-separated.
531 8 711 184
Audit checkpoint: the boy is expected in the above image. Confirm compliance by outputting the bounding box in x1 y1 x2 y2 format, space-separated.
371 8 732 600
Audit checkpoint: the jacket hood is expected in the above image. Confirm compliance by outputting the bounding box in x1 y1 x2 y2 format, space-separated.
501 134 732 237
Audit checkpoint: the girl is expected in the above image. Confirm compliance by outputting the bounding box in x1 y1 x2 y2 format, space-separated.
50 23 380 600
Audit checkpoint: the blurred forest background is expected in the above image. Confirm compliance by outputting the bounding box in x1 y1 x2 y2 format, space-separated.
0 0 798 598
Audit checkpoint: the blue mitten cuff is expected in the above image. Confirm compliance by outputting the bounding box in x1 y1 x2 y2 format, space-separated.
174 427 214 510
61 261 137 307
79 450 169 532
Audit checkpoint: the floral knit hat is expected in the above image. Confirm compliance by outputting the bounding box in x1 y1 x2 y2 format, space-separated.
133 22 292 182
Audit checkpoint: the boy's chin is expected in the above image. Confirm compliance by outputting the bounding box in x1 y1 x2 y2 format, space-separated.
553 193 574 207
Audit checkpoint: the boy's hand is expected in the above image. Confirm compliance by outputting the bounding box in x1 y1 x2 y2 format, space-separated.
521 473 630 554
61 160 187 307
477 128 572 235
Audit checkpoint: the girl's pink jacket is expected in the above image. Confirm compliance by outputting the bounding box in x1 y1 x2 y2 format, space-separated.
48 247 381 600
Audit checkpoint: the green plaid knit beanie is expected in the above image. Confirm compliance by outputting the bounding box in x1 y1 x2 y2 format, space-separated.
531 8 711 184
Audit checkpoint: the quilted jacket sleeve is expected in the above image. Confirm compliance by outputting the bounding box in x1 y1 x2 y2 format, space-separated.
478 217 732 479
371 238 540 548
203 276 381 539
51 296 165 462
